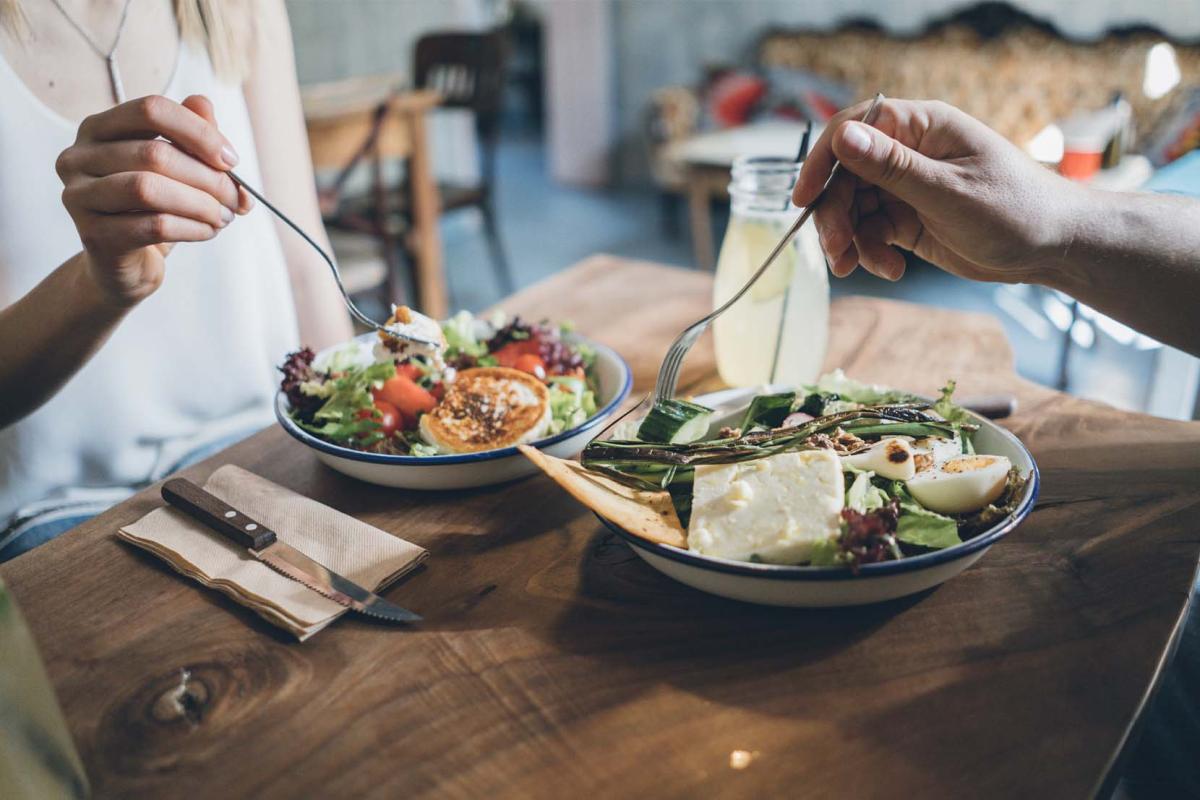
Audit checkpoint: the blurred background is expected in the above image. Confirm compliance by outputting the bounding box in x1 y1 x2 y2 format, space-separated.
288 0 1200 420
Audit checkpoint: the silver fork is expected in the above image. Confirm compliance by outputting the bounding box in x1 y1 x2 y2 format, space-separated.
650 93 885 405
228 171 441 348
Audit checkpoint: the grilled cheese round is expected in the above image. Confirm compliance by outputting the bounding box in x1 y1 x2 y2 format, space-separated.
419 367 551 453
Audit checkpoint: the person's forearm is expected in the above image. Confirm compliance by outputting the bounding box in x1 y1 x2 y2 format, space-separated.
1040 188 1200 356
0 253 131 428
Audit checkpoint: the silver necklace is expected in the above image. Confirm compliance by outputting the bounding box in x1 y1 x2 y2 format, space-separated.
48 0 135 104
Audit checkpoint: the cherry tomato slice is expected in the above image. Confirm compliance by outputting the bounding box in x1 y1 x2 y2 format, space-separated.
492 338 541 368
356 400 401 436
378 374 437 420
513 353 547 380
396 362 423 381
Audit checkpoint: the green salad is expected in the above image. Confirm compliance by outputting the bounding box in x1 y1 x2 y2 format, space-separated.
280 310 599 456
582 371 1027 569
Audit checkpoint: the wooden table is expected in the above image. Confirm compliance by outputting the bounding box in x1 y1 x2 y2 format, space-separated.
302 75 448 318
4 257 1200 798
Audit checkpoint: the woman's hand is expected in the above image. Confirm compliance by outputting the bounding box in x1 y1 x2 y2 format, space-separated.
56 94 252 306
792 98 1081 284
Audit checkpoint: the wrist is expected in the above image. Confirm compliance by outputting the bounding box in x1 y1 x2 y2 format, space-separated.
1027 179 1098 295
67 252 144 317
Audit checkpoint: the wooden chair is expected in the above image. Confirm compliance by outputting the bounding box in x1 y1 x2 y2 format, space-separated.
315 95 407 305
411 30 514 294
306 80 447 317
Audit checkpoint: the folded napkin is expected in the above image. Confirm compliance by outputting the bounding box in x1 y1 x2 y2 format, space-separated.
118 465 427 641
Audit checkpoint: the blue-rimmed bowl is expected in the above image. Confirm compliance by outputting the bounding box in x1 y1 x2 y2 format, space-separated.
276 334 632 490
598 386 1039 607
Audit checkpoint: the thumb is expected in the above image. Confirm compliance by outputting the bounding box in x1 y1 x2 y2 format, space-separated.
832 121 945 208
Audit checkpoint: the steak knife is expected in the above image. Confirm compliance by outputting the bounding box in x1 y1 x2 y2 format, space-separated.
161 478 421 623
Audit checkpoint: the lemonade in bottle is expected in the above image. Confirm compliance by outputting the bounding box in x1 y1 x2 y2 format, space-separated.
712 156 828 387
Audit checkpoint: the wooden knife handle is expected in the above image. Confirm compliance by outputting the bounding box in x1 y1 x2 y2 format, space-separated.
960 394 1018 420
161 478 277 551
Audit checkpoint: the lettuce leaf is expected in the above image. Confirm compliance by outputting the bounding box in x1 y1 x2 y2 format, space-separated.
896 508 961 549
888 481 961 549
547 376 597 434
442 310 488 358
807 536 847 567
933 379 970 425
297 361 396 446
845 471 888 514
806 369 919 406
314 340 376 373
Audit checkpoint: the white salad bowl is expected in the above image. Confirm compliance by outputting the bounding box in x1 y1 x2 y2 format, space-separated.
276 333 632 490
597 385 1040 607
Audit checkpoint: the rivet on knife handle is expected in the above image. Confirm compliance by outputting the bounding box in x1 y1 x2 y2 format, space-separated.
161 478 278 551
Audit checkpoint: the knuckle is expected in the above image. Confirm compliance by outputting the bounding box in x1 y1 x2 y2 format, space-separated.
136 95 170 124
128 172 158 205
55 148 75 180
926 99 953 118
879 140 912 186
76 112 99 140
139 140 172 171
145 214 170 241
204 200 224 226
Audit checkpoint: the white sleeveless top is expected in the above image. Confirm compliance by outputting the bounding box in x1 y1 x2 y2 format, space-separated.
0 43 300 520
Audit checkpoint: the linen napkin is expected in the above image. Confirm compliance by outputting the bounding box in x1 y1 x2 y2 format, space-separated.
117 465 427 641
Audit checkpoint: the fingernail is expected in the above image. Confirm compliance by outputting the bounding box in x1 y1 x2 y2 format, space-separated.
242 193 255 212
840 122 872 159
220 145 239 168
220 206 234 226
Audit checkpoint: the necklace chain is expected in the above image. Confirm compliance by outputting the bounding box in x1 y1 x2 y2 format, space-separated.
47 0 135 104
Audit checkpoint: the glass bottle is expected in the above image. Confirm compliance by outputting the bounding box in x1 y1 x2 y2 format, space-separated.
0 578 89 798
712 155 829 387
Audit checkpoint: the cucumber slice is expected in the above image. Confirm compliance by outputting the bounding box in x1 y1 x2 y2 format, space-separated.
638 399 714 444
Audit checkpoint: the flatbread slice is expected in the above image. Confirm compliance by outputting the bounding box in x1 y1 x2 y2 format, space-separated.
518 445 687 549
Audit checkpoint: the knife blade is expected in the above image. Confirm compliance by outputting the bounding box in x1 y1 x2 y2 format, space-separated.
161 478 421 623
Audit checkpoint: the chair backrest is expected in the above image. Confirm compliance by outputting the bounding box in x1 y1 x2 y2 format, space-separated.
414 31 508 139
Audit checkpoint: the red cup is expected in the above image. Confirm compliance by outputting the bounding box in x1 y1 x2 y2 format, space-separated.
1059 148 1103 180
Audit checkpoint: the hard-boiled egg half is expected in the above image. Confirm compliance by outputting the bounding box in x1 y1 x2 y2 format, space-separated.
906 454 1011 514
842 438 916 481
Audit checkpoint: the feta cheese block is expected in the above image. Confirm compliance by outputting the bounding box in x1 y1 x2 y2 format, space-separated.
688 450 844 564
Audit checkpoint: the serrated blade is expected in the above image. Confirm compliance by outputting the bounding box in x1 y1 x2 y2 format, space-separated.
256 541 421 623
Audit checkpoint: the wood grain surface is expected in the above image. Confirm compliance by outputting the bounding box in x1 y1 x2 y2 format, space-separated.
3 256 1199 799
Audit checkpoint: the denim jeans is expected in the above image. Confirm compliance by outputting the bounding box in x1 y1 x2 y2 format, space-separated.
0 428 255 563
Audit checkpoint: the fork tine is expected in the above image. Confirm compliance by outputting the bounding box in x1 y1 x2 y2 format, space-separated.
655 346 680 395
658 323 703 401
655 346 684 401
